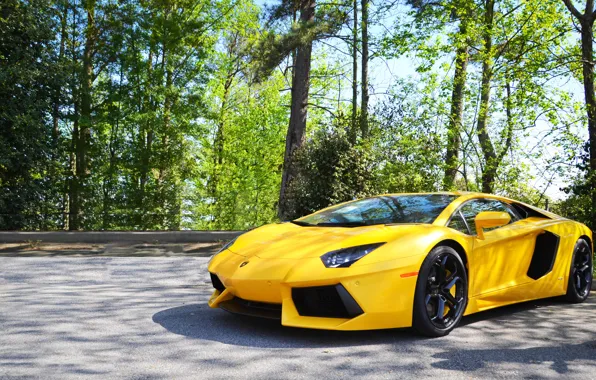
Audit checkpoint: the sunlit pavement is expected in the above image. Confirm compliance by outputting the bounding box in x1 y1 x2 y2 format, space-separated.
0 257 595 379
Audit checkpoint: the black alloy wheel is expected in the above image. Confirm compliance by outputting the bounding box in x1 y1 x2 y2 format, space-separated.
566 239 593 302
413 246 468 337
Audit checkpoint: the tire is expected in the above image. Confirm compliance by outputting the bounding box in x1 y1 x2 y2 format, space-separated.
565 238 593 303
412 245 468 337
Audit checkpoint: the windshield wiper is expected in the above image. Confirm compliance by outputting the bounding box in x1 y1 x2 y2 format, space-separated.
290 220 314 227
315 221 370 227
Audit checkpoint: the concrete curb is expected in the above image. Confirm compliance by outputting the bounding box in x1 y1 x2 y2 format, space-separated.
0 231 243 244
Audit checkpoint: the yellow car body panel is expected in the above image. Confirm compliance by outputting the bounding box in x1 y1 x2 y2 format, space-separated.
207 192 593 330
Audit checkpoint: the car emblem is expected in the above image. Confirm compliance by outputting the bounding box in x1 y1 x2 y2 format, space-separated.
239 261 249 268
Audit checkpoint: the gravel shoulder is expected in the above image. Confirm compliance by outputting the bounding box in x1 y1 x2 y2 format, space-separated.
0 257 595 379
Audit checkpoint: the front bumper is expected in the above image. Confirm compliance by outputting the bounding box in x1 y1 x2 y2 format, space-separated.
207 252 422 330
218 296 282 320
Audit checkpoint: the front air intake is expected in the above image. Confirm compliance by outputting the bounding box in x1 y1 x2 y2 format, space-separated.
210 272 225 292
292 284 363 318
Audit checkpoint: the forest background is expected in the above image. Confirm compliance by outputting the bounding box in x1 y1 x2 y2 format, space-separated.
1 0 595 232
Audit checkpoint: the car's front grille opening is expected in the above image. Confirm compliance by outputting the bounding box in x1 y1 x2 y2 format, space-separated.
210 272 225 292
292 284 363 319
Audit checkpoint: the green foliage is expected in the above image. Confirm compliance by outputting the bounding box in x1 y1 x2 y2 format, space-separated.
556 143 595 230
283 122 380 220
189 73 289 230
250 0 348 81
372 77 447 193
0 0 593 231
0 0 64 229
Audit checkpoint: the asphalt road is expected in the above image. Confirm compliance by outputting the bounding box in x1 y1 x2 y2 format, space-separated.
1 257 595 379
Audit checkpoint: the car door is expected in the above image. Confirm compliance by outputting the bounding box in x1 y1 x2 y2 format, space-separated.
452 199 539 298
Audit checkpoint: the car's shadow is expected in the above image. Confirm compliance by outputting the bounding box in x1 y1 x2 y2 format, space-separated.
152 296 594 349
152 303 417 348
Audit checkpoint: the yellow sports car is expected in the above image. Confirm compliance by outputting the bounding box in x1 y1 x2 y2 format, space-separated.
207 192 594 336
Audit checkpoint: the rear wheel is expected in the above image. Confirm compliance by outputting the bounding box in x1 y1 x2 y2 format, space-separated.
412 246 468 337
565 239 593 303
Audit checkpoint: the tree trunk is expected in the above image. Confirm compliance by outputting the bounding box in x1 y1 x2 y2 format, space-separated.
499 74 514 162
80 0 94 182
580 19 596 229
69 103 79 230
360 0 369 138
277 0 315 220
443 19 469 190
561 0 596 230
210 70 235 228
476 0 497 194
350 0 358 143
50 2 68 229
70 0 95 230
102 59 123 230
157 4 175 227
139 41 154 224
160 29 171 185
52 2 67 143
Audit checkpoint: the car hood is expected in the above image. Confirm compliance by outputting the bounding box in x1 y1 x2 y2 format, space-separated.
228 222 428 260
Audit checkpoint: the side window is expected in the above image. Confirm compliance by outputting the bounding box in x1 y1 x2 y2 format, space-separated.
459 199 519 235
447 211 469 234
483 200 520 223
511 203 529 219
460 200 488 235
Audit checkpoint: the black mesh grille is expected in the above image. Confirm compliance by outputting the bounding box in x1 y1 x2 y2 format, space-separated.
292 284 363 319
210 273 225 292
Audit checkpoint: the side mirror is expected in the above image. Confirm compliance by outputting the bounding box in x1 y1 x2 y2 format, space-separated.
474 211 511 240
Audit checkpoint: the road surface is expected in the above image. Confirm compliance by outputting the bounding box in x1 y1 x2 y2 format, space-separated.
1 257 595 379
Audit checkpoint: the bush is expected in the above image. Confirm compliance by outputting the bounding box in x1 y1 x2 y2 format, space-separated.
282 131 380 220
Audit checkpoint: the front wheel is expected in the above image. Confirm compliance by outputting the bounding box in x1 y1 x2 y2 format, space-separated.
412 246 468 337
565 239 593 303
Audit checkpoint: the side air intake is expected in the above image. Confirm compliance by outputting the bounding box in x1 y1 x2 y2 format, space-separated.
527 231 560 280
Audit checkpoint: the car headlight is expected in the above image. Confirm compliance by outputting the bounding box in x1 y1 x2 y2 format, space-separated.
320 243 385 268
209 237 238 264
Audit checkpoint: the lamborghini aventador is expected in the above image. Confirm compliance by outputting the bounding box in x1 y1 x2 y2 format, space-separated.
207 192 594 336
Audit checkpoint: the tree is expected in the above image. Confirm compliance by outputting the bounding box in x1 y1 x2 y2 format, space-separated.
383 0 573 197
279 0 316 220
475 0 497 193
283 127 380 219
471 0 570 193
253 0 348 219
0 0 62 230
374 76 447 193
443 3 472 189
402 0 475 189
560 0 596 229
0 0 589 231
69 0 97 230
360 0 370 138
351 0 358 142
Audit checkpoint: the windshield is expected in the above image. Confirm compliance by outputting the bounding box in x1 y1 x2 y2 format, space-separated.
294 194 458 227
